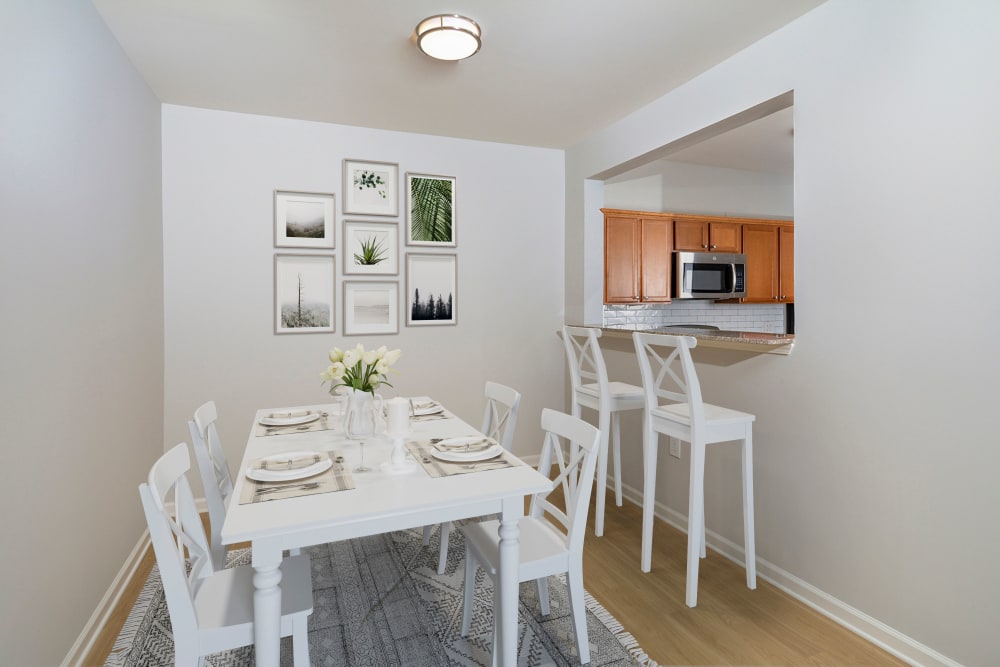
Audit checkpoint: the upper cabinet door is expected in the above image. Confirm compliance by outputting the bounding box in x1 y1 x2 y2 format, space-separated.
708 222 741 252
742 224 779 302
778 226 794 302
673 219 708 251
604 215 640 303
639 218 672 302
674 218 741 252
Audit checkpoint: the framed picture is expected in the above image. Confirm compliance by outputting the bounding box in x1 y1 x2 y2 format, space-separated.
274 190 335 249
343 281 399 335
343 220 399 275
343 159 399 216
406 253 457 326
406 173 456 246
274 254 335 334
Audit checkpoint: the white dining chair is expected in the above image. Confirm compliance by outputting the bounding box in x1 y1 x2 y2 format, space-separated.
423 381 521 574
459 408 600 665
632 332 757 607
139 442 313 666
561 325 644 537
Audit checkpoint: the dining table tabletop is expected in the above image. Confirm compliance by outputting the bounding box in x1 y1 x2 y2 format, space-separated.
220 397 552 667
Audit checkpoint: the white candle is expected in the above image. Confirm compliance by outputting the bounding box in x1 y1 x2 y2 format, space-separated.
386 397 410 435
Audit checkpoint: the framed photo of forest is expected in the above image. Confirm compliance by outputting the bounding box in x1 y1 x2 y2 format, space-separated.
274 190 335 249
343 220 398 275
343 281 399 335
406 173 456 246
274 254 335 334
406 253 456 326
343 159 399 216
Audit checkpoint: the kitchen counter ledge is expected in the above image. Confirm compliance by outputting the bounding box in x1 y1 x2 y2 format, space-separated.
579 325 795 356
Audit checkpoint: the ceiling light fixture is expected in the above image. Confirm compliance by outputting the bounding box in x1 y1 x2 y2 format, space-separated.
415 14 481 61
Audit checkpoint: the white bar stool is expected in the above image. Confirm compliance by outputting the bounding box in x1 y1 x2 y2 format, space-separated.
632 331 757 607
561 326 644 537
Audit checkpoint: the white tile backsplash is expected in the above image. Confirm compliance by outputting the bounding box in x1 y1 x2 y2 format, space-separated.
603 301 787 333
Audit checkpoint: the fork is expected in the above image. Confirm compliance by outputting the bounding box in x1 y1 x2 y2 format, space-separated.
254 482 320 495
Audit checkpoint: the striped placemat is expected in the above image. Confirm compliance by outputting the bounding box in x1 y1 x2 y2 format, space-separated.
405 440 517 477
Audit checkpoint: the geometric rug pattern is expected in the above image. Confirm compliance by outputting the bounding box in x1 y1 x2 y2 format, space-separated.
106 526 659 666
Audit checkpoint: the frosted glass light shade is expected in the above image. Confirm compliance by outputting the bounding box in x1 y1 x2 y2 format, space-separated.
416 14 481 61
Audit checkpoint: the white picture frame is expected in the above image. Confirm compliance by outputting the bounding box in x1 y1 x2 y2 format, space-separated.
274 254 335 334
343 281 399 335
343 159 399 216
406 253 457 326
343 220 399 275
274 190 335 249
406 173 456 247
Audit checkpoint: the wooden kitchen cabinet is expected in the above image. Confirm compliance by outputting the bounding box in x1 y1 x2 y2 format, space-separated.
742 222 794 303
674 218 741 252
603 210 672 304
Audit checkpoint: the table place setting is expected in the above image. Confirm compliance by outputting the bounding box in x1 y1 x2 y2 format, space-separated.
253 407 339 437
238 449 354 504
405 437 517 477
406 395 450 422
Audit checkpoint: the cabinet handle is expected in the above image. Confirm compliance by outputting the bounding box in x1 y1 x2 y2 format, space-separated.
710 244 717 249
702 244 709 249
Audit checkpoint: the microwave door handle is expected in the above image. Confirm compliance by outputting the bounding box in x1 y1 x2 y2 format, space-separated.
730 263 736 294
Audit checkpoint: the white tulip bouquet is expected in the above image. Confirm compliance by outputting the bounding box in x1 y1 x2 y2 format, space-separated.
321 344 401 396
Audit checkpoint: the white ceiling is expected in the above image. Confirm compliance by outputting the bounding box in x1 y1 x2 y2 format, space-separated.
92 0 817 167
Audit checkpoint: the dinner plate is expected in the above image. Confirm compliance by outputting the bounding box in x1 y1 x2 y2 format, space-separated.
431 444 504 463
259 411 320 427
412 402 443 416
246 451 332 482
435 436 498 450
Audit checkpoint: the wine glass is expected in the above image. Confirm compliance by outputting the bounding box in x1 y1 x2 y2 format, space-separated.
354 440 372 472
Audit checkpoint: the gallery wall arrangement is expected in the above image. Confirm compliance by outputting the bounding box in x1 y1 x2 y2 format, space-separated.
273 158 458 335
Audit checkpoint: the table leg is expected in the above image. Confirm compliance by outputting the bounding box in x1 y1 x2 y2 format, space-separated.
252 543 283 667
497 498 521 667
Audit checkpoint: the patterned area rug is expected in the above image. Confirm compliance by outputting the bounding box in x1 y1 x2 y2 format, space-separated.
106 527 658 666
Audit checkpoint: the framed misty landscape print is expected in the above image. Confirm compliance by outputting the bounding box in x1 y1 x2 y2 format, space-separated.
274 254 335 334
406 173 456 246
406 253 456 326
343 159 398 216
344 281 399 335
274 190 335 249
343 220 398 275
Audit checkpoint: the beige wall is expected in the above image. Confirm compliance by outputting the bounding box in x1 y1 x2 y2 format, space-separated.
566 1 1000 665
0 1 163 664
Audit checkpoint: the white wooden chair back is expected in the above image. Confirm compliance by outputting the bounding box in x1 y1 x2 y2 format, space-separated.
480 381 521 451
138 443 215 642
188 400 233 570
561 326 611 407
633 332 706 428
530 408 601 559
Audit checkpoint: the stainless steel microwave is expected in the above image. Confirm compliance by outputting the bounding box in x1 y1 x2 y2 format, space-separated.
674 251 746 299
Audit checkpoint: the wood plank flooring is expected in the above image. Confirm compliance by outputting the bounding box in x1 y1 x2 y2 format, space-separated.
85 494 904 665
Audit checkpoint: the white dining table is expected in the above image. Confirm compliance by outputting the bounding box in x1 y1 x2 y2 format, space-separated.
220 400 551 667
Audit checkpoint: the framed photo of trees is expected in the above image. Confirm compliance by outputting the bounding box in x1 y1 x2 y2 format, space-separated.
406 173 456 246
343 220 398 275
274 190 335 249
343 159 399 216
274 254 335 334
406 253 456 326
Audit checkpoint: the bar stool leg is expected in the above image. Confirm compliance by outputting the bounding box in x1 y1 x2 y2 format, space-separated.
594 406 611 537
742 429 757 589
640 426 658 573
612 412 623 507
686 440 706 607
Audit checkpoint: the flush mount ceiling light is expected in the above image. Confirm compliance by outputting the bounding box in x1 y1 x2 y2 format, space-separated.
415 14 481 61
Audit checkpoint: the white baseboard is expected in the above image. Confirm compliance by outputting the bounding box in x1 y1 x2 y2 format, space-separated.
612 480 963 667
61 529 151 667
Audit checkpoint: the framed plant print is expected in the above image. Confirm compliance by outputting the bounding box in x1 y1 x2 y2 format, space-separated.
343 220 399 275
406 253 457 326
406 173 456 246
274 254 335 334
343 159 398 216
343 281 399 335
274 190 335 249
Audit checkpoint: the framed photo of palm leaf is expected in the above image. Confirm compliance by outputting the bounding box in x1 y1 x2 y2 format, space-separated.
406 253 457 326
406 173 456 246
343 159 398 216
343 220 398 275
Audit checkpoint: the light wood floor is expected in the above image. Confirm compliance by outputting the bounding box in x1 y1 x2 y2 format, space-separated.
86 494 905 666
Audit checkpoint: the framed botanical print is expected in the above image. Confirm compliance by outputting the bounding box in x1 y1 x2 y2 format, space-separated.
343 220 399 275
406 253 457 326
274 254 335 334
274 190 335 249
343 159 399 216
406 173 456 246
343 281 399 335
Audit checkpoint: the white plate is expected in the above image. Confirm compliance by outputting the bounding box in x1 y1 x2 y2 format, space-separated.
412 402 443 416
246 451 332 482
431 444 504 463
259 411 320 427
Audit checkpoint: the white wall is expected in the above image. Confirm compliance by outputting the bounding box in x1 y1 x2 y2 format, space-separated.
566 1 1000 666
162 106 565 484
0 1 163 664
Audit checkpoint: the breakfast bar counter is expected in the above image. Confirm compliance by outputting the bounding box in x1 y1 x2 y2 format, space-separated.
576 325 795 355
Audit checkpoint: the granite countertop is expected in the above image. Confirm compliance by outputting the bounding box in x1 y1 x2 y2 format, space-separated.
584 325 795 354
